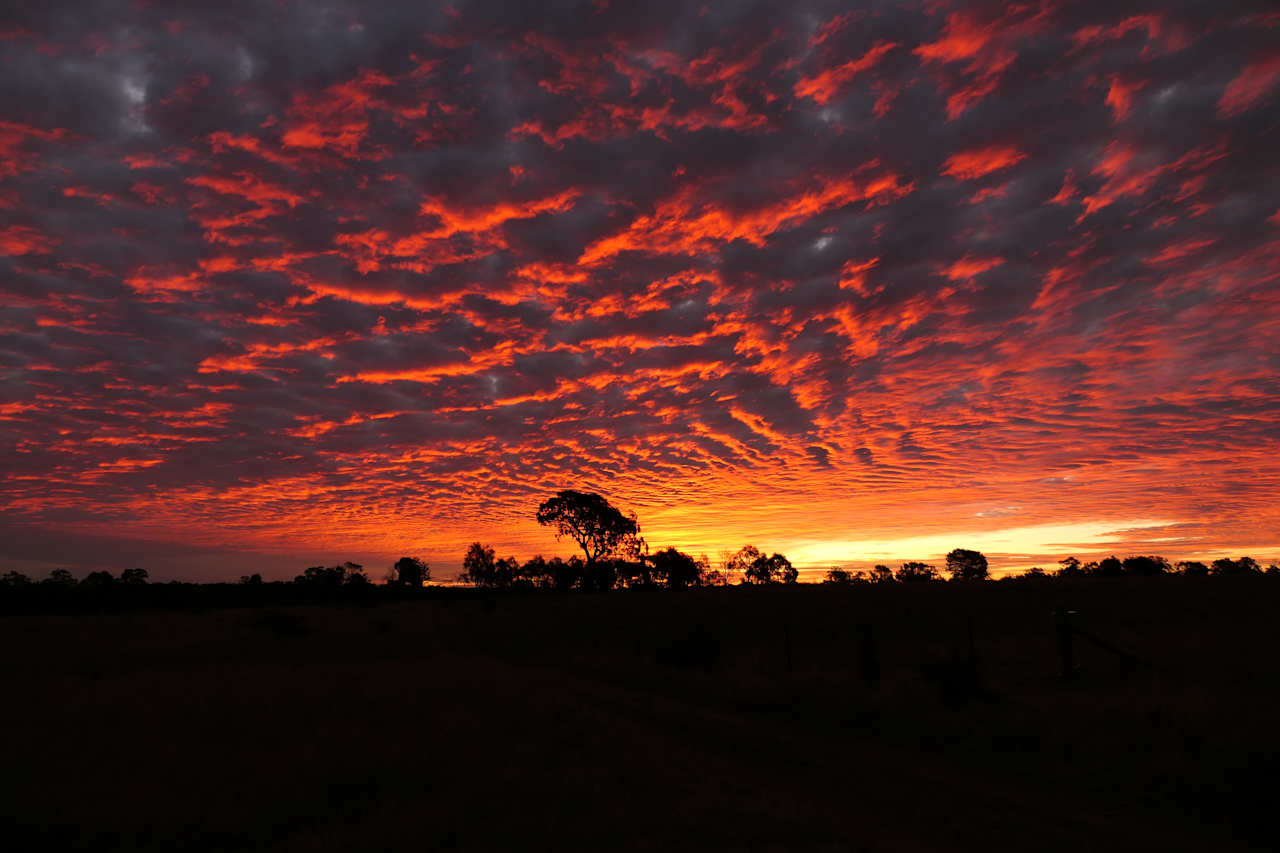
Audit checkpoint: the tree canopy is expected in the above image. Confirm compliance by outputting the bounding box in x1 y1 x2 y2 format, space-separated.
729 546 798 584
392 556 429 587
945 549 988 582
535 490 640 566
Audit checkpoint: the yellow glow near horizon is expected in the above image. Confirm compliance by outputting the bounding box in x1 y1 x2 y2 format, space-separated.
780 518 1181 575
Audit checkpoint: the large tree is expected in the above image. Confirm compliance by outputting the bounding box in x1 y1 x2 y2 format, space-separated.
392 556 429 587
895 561 939 582
945 549 989 582
460 542 498 588
535 490 640 568
648 547 704 589
729 545 797 584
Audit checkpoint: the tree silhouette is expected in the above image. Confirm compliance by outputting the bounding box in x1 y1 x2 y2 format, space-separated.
515 556 555 590
44 569 76 586
824 567 852 584
700 567 729 586
649 547 703 589
548 556 583 591
731 546 796 584
1056 557 1082 577
1211 557 1261 575
726 545 762 582
615 558 653 589
1083 556 1123 577
120 568 149 585
535 490 640 571
895 562 939 582
2 570 31 587
294 562 366 588
870 564 895 583
766 553 798 584
1177 560 1209 576
392 557 429 587
1121 555 1169 576
82 570 115 588
460 543 500 588
945 549 989 581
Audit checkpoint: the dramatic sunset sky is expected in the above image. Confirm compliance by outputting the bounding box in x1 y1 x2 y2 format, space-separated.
2 1 1278 580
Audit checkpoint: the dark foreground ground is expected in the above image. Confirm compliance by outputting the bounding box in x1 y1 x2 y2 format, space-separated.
2 578 1278 851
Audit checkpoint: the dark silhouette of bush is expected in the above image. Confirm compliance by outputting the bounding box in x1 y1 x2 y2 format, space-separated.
1084 556 1124 577
729 546 796 584
392 557 429 587
824 567 852 584
294 562 367 589
615 558 653 589
700 567 729 586
239 573 263 584
1122 555 1170 576
946 549 989 581
1056 557 1083 577
535 490 640 571
460 543 501 588
120 568 149 585
648 547 703 589
582 558 618 592
726 545 762 582
549 556 583 591
870 564 895 583
44 569 76 587
82 570 116 588
896 562 939 582
513 556 555 590
2 570 32 587
1211 557 1261 575
1177 561 1208 576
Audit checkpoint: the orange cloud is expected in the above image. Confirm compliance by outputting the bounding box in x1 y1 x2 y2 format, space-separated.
941 144 1026 180
794 41 898 105
581 170 913 264
941 255 1003 280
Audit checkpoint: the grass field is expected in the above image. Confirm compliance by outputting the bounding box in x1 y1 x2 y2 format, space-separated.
2 577 1277 851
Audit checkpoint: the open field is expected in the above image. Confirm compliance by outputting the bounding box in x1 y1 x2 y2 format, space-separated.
2 577 1278 851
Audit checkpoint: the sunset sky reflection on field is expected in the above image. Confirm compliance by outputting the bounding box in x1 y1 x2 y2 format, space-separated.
1 1 1278 580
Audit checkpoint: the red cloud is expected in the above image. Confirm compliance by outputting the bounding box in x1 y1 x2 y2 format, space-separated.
941 144 1026 180
0 121 67 177
0 225 58 255
580 170 913 264
1105 75 1146 121
794 41 898 105
914 9 1048 118
941 255 1003 280
1218 54 1280 117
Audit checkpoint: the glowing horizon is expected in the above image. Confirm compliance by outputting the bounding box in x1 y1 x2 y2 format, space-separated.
2 2 1278 581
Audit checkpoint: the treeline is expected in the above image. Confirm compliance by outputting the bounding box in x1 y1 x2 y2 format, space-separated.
821 554 1279 584
3 547 1274 615
0 560 433 613
1 489 1276 610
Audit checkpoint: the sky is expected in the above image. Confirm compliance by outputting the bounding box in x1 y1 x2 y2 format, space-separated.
2 0 1279 582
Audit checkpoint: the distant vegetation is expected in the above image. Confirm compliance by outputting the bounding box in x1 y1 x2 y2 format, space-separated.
1 491 1276 610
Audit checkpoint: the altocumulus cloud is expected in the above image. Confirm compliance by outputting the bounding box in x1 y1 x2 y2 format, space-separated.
1 0 1278 578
